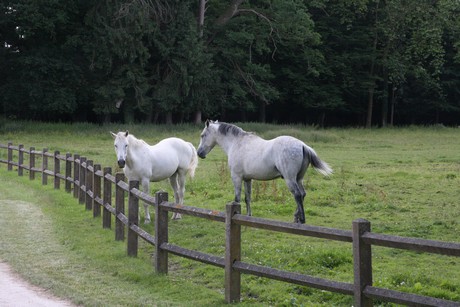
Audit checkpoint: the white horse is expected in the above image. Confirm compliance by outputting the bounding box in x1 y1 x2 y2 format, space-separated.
197 120 332 224
111 131 198 223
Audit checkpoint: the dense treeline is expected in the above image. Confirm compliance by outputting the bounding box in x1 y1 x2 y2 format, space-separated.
1 0 459 126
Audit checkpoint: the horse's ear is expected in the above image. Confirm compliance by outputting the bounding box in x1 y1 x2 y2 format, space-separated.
110 131 117 139
125 130 129 137
205 120 210 127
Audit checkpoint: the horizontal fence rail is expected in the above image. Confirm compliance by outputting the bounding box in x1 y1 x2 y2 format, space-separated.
0 142 459 307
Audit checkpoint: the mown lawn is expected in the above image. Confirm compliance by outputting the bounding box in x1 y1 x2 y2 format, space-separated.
0 121 459 306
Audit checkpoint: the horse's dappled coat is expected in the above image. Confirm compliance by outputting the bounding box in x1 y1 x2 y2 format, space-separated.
197 121 332 224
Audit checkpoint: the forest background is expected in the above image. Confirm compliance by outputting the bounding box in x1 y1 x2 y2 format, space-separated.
1 0 460 127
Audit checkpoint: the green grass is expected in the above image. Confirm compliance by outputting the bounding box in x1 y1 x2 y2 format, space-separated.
0 120 459 306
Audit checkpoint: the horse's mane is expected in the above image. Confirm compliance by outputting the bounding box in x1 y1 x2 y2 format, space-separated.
217 122 251 137
127 134 149 147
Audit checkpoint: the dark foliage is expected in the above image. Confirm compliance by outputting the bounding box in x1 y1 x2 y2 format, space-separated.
1 0 459 126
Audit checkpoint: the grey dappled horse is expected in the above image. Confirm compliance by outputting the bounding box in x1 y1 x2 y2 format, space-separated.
196 120 332 224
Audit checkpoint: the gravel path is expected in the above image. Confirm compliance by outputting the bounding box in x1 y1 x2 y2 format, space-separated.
0 261 75 307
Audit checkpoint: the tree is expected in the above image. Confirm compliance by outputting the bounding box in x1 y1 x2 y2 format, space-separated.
0 0 89 120
1 0 459 125
83 0 156 123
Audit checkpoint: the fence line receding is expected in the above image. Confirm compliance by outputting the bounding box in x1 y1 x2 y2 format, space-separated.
0 142 459 307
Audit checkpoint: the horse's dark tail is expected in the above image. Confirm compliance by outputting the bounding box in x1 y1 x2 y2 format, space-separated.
303 145 333 176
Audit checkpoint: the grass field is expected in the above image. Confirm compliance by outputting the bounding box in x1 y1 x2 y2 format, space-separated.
0 120 459 306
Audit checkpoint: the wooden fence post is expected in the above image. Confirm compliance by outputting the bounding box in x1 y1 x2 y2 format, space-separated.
54 150 60 189
93 164 101 218
103 167 112 229
115 173 125 241
65 153 72 193
7 142 13 171
225 201 241 303
73 154 80 199
155 191 169 274
128 180 139 257
29 147 35 180
42 148 48 185
353 218 373 307
18 144 24 176
79 157 87 204
85 160 93 211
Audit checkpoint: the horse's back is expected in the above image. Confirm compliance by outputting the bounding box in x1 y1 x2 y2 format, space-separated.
156 137 189 148
271 136 306 163
228 135 304 180
156 137 193 154
154 137 196 168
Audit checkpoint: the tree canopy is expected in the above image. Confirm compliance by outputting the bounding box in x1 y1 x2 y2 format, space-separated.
1 0 459 126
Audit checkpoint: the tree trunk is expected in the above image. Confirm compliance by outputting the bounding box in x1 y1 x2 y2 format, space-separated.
123 103 135 124
390 87 396 126
165 111 173 124
258 102 266 123
198 0 205 32
381 68 389 127
192 0 205 124
240 109 247 122
366 3 380 129
318 111 326 128
215 0 244 27
193 110 202 124
153 112 159 124
146 104 154 123
366 87 375 128
103 113 111 124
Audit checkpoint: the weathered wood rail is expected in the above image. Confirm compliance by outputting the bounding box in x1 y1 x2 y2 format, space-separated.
0 142 459 307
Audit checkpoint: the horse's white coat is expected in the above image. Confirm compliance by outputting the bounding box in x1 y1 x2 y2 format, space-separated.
111 131 198 222
197 121 332 223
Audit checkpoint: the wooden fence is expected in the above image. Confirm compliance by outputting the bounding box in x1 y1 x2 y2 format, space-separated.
0 142 459 307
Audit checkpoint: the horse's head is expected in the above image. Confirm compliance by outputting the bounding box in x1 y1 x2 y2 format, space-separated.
197 120 218 159
111 131 129 168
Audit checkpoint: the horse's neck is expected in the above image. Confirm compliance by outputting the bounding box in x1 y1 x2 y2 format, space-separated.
126 136 148 166
128 135 147 149
217 134 241 155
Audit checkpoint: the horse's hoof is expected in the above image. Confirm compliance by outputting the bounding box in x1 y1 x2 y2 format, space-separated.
293 217 305 224
144 219 151 224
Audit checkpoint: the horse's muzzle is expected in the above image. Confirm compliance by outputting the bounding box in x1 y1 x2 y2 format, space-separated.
197 149 206 159
118 160 126 168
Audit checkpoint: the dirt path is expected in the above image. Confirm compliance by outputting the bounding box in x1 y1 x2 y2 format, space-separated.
0 195 76 307
0 261 75 307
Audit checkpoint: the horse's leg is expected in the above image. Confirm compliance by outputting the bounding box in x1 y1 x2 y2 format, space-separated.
244 179 252 216
141 178 151 224
295 163 307 223
174 170 187 220
284 179 305 224
297 179 306 203
297 179 307 222
169 173 181 220
231 174 243 208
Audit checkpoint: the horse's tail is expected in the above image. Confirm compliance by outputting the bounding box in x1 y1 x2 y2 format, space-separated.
303 145 333 176
187 142 199 178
